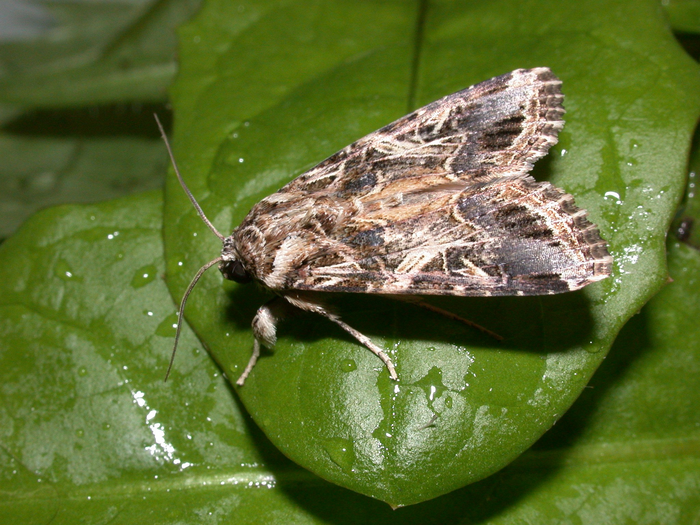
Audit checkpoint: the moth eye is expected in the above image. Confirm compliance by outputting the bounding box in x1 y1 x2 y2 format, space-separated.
220 260 251 284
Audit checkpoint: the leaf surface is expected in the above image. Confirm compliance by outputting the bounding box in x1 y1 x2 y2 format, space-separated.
1 0 699 518
1 168 698 523
163 0 700 505
0 109 169 239
0 0 201 106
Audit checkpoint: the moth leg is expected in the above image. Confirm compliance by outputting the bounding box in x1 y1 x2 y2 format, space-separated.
284 292 399 381
236 339 261 386
324 316 398 381
237 297 286 386
389 296 503 341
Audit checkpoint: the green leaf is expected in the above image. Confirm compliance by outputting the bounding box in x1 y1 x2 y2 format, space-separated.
0 0 202 106
664 0 700 34
2 0 700 519
1 180 698 522
672 129 700 248
507 239 700 523
0 192 299 523
0 0 203 238
0 108 169 239
162 0 700 506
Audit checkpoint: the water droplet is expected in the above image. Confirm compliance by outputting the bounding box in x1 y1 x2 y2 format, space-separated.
340 359 357 372
131 264 157 289
604 191 623 205
75 428 84 438
102 423 111 431
156 313 178 337
584 339 602 353
414 366 447 408
54 259 79 282
323 437 355 472
77 366 88 377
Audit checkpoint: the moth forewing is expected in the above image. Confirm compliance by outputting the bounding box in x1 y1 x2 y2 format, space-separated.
160 67 612 386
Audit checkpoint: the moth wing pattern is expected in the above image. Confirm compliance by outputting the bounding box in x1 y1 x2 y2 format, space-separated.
286 67 563 192
232 67 612 297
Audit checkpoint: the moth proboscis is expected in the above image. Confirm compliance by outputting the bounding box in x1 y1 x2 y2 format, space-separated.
159 67 612 386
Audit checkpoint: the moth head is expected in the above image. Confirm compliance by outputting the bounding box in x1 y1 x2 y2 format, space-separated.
219 241 252 283
219 261 251 283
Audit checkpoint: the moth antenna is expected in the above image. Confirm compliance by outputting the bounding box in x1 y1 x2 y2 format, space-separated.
165 256 223 381
154 114 225 241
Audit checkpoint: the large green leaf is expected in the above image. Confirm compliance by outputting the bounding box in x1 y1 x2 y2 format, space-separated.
1 186 698 522
0 192 296 523
162 0 700 505
1 0 700 519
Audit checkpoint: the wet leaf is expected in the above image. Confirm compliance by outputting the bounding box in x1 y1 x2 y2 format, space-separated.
1 190 699 522
163 0 700 505
0 192 296 523
2 0 699 518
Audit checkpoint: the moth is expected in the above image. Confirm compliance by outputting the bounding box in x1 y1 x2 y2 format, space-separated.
159 67 612 386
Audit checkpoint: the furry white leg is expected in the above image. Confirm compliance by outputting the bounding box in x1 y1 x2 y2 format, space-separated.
237 298 285 386
237 292 498 385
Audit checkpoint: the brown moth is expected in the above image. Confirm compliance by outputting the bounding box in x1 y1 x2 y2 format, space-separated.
159 67 612 386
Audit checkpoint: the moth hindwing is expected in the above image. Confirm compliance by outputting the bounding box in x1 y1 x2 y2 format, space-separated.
163 67 612 385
